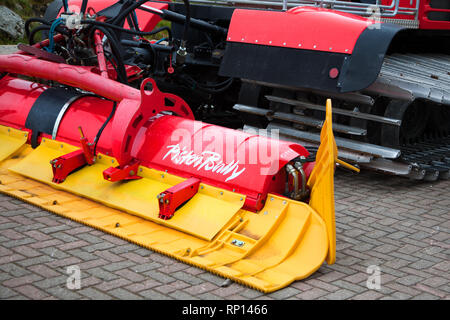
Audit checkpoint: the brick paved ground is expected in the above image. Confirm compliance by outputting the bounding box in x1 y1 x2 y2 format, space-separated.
0 45 449 300
0 170 449 300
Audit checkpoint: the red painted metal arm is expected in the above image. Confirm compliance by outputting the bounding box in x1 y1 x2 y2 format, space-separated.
158 177 201 220
0 54 139 101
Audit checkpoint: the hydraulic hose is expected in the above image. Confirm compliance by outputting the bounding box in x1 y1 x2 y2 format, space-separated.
81 20 172 39
88 25 128 84
80 0 88 16
180 0 191 49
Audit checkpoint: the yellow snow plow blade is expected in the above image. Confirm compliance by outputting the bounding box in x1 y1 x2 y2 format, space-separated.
0 102 337 292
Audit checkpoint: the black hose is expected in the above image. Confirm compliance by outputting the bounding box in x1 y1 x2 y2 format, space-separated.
80 0 88 16
94 101 117 156
25 17 53 38
81 20 172 39
88 25 128 84
25 17 70 40
181 0 190 47
111 0 148 26
28 25 50 45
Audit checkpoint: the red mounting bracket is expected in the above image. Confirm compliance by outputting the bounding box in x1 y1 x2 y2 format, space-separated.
157 177 201 220
102 159 142 182
104 78 194 182
51 127 95 184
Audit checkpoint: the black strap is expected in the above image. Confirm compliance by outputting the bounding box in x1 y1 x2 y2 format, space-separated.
25 87 81 148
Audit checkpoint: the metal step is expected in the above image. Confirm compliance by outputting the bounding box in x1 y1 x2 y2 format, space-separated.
267 122 401 159
234 104 367 135
265 95 402 126
243 124 373 163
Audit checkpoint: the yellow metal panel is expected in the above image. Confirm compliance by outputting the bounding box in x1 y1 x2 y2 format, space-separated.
0 125 28 162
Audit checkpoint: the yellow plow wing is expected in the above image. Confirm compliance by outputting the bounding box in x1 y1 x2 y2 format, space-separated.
0 101 337 292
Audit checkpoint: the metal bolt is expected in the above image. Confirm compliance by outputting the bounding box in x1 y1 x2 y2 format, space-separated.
52 200 58 205
283 200 287 205
98 155 102 159
232 189 235 192
240 197 243 201
255 40 258 43
111 160 114 163
220 191 223 196
200 186 204 190
60 144 63 148
115 223 120 228
283 42 286 46
129 170 135 176
161 174 164 178
139 168 143 172
239 218 243 222
270 197 274 201
186 248 191 253
263 211 268 215
298 43 302 47
43 139 46 142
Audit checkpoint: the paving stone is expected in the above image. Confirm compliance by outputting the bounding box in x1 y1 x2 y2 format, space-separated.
3 274 43 288
125 279 162 293
144 270 176 284
97 278 131 291
102 261 136 272
13 284 49 299
324 289 357 300
109 288 142 300
154 280 190 294
172 271 204 285
78 287 112 300
46 286 83 300
169 290 199 300
34 276 68 289
139 289 170 300
267 287 300 299
0 286 18 299
115 269 146 282
184 282 221 296
296 288 328 300
86 267 120 281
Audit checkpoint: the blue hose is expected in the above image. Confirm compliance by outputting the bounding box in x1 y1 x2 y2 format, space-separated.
44 18 64 53
155 38 168 44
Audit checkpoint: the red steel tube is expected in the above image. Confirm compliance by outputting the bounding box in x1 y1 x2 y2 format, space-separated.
0 54 139 101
